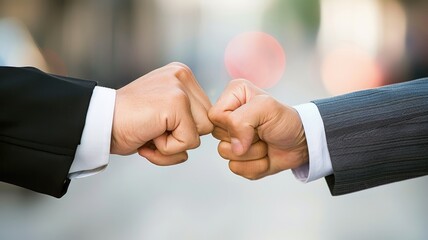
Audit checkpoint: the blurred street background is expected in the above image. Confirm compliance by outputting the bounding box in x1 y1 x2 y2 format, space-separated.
0 0 427 239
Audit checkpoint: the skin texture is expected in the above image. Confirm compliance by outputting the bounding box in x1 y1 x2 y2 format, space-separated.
209 79 309 180
111 62 213 166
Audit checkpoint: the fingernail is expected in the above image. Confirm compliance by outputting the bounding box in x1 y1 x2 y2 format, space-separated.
231 138 244 156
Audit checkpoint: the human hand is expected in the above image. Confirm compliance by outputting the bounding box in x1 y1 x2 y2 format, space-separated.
110 62 213 166
208 79 309 179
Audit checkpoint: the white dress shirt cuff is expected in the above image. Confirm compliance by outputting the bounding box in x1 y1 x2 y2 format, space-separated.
68 86 116 179
291 103 333 182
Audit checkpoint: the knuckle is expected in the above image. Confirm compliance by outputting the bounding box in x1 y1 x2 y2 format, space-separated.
208 107 221 122
156 145 174 156
241 161 269 180
211 129 221 139
243 168 264 180
169 89 190 105
253 141 267 153
258 159 270 172
155 141 184 156
187 136 201 149
171 62 193 80
212 127 226 140
219 151 229 160
218 142 230 159
230 78 251 87
229 161 242 176
198 120 214 135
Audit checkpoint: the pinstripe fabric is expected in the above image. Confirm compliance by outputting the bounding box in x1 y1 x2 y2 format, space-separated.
313 78 428 195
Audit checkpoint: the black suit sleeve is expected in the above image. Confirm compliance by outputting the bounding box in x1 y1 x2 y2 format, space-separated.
0 67 97 198
313 78 428 196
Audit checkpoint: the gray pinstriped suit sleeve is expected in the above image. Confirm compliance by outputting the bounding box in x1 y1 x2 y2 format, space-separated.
313 78 428 196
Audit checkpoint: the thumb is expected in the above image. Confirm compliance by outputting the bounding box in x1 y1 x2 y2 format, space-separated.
228 126 256 156
209 79 266 129
226 95 270 156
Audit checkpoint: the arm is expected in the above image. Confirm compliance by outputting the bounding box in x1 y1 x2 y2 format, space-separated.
313 78 428 195
0 63 213 198
0 66 96 197
209 78 428 196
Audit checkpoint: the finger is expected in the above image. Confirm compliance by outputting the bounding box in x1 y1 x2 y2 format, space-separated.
153 99 200 155
188 100 213 136
228 158 270 180
169 62 213 135
218 140 267 161
138 145 188 166
209 79 266 129
212 127 229 141
212 127 261 145
170 62 212 111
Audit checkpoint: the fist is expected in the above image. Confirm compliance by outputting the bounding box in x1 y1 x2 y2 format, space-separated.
209 79 308 180
111 62 213 166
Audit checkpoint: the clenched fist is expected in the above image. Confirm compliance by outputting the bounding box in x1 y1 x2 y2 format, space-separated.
209 79 309 180
111 62 213 166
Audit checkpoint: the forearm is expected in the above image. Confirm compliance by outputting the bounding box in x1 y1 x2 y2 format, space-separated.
0 67 96 197
314 78 428 195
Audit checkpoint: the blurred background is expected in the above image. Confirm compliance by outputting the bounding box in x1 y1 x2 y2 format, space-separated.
0 0 427 239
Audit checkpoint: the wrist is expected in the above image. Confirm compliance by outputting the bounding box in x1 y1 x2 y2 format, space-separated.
296 128 309 167
110 89 122 154
293 108 310 167
291 102 334 182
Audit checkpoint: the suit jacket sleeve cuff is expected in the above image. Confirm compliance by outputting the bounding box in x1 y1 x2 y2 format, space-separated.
292 103 333 182
69 86 116 178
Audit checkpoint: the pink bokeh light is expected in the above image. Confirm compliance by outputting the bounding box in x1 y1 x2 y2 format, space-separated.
224 32 286 89
321 46 384 95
